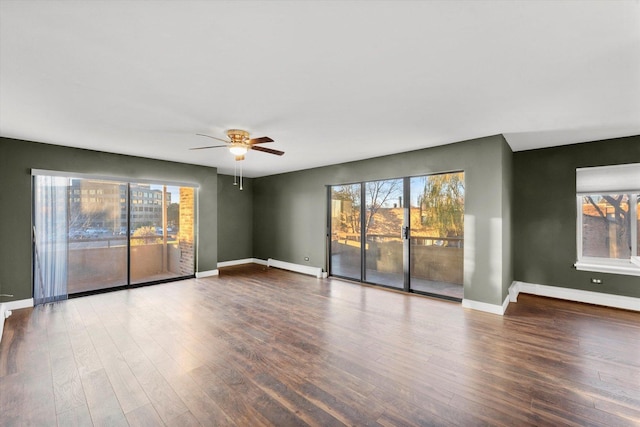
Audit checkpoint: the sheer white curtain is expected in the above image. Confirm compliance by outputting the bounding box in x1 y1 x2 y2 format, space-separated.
33 175 69 304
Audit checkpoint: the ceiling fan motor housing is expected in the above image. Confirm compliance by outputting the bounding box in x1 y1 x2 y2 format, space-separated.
227 129 250 145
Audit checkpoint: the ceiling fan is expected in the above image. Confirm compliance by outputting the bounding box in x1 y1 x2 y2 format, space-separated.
191 129 284 161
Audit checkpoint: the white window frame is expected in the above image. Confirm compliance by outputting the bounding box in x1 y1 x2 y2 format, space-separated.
575 163 640 277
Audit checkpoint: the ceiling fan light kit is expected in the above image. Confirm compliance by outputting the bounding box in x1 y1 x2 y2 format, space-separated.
229 144 248 156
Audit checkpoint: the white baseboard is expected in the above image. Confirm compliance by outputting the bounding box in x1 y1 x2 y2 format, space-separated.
217 258 268 268
3 298 33 311
0 298 33 344
267 258 324 279
217 257 325 279
509 281 640 312
462 294 510 315
195 269 219 278
0 307 5 344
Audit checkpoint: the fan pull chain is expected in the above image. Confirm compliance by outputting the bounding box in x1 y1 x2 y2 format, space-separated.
234 162 238 186
239 162 243 190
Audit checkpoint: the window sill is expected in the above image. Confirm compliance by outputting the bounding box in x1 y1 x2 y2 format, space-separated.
575 260 640 277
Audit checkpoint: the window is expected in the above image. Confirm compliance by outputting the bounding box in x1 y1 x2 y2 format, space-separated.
576 163 640 276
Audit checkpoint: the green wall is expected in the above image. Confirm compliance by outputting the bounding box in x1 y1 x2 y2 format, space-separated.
217 174 254 262
513 135 640 297
253 135 513 306
7 132 636 309
0 137 218 301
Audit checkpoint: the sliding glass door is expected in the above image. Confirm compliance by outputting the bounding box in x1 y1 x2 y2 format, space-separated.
67 179 129 293
329 172 464 300
330 184 362 280
364 179 404 288
33 172 196 301
130 184 195 284
409 173 464 299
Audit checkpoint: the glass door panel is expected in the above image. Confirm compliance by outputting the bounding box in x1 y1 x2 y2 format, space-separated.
130 184 195 284
67 179 128 293
409 173 464 299
364 179 404 288
330 184 362 280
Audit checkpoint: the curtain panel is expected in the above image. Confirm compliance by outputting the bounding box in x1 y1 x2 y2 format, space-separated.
33 175 69 304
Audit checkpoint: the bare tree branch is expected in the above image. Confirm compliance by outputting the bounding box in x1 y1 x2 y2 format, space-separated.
586 196 606 220
365 180 401 234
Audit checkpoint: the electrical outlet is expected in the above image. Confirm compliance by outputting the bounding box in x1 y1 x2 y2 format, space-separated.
591 278 602 284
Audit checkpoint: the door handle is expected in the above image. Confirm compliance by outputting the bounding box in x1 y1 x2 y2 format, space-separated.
402 226 410 240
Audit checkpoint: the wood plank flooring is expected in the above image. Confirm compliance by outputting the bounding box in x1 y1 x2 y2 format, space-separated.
1 263 639 426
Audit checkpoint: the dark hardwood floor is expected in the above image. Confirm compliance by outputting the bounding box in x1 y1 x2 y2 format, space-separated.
1 263 639 426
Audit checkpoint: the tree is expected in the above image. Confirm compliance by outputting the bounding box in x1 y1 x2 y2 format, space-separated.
167 203 179 229
332 176 465 240
419 173 464 238
364 180 402 234
584 195 631 257
332 185 361 235
332 181 404 236
131 226 161 246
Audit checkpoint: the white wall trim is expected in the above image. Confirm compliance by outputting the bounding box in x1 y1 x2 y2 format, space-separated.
217 258 268 268
217 257 324 278
0 305 5 345
0 298 33 344
3 298 33 311
462 295 510 316
574 260 640 277
267 258 324 278
195 269 219 278
509 281 640 312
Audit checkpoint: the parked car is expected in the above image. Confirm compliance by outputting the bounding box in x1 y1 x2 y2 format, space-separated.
68 229 84 239
84 228 111 238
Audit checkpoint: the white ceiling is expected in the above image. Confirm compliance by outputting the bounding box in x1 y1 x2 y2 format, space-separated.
1 1 639 177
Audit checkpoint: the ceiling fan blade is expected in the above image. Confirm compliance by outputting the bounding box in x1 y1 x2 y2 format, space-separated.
251 145 284 156
248 136 274 145
196 133 230 144
189 145 227 150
